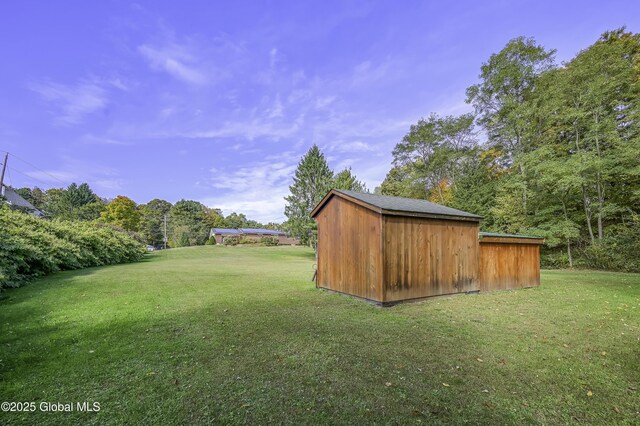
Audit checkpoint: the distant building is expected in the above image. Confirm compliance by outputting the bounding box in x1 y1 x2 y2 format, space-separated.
1 185 45 217
210 228 299 245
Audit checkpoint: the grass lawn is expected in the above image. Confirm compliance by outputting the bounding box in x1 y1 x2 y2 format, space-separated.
1 246 639 425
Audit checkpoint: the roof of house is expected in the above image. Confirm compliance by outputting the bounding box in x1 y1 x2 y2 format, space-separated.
2 185 45 216
211 228 288 236
311 189 483 222
239 228 287 236
211 228 243 235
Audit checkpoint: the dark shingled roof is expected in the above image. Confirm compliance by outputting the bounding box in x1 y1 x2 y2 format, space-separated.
1 186 46 217
328 189 483 221
211 228 288 236
3 186 37 210
239 228 287 236
479 232 542 239
211 228 243 235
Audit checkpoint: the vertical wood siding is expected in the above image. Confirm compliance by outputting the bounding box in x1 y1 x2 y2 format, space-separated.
316 196 383 301
314 194 542 304
382 216 480 302
478 241 541 291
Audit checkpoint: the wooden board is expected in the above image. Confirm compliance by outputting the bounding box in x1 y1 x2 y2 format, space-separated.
479 241 541 291
315 195 383 301
382 216 480 302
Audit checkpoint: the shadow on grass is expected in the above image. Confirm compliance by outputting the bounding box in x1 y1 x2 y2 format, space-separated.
2 266 639 425
0 293 568 425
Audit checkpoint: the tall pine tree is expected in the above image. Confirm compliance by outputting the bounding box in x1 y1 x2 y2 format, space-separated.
333 167 367 192
284 145 333 246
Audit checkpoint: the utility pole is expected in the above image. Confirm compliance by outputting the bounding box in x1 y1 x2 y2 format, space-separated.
163 213 168 249
0 152 8 196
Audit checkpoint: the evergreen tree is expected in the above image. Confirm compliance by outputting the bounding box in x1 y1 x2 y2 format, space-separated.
333 167 367 192
284 145 333 246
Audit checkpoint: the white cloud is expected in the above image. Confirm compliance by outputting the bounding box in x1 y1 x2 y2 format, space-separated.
267 93 284 119
351 59 391 86
22 156 123 194
186 112 305 142
93 179 123 191
80 133 129 146
30 80 108 126
201 154 299 223
269 47 278 68
314 95 336 109
328 140 376 153
24 170 77 185
138 43 208 85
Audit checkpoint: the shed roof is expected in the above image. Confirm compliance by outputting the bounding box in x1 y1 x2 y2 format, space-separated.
478 231 544 244
479 232 542 239
311 189 483 222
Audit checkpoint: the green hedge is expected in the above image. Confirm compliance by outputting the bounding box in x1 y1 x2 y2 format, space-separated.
260 236 279 246
0 206 146 289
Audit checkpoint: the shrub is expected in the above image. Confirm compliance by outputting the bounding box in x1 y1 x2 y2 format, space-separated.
260 236 279 246
540 250 570 269
572 218 639 272
205 236 217 245
224 236 239 246
579 238 639 272
239 237 258 245
0 206 146 289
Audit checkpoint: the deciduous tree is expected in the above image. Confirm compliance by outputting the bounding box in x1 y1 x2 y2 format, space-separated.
101 195 141 231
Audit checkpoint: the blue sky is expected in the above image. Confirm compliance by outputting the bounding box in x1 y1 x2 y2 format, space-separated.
1 1 638 222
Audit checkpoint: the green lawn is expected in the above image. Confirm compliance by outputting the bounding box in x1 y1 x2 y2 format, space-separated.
1 246 639 425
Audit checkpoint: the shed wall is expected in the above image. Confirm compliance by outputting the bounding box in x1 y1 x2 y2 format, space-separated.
382 216 480 302
316 196 383 301
479 241 540 291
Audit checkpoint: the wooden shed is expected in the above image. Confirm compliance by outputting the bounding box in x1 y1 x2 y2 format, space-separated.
478 232 544 291
311 189 543 305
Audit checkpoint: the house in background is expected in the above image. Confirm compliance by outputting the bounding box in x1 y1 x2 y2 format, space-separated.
210 228 299 245
1 185 45 217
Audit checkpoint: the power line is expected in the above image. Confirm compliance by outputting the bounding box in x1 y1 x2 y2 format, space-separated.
7 165 58 187
0 150 70 186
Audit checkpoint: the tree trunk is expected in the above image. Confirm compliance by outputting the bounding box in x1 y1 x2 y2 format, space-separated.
582 185 595 244
594 112 604 240
561 199 573 268
519 163 527 213
575 128 595 244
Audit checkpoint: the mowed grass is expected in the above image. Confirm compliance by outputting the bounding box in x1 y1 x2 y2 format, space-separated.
1 246 639 425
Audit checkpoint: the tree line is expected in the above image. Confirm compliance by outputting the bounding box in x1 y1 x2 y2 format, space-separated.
284 28 640 271
13 184 273 248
